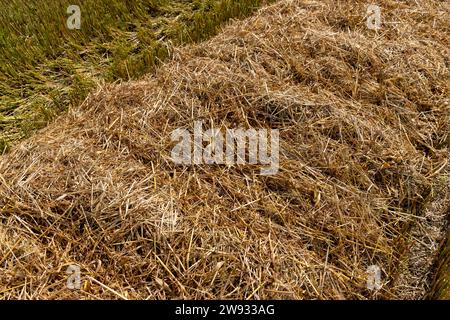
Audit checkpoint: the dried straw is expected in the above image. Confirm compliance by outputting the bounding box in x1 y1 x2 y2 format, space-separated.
0 0 449 299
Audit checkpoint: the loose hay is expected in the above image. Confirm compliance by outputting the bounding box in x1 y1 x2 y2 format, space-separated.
0 0 449 299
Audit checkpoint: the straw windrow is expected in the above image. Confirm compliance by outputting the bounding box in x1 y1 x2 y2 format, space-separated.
0 0 449 299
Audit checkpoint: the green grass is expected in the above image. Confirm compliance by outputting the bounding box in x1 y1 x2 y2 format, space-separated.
0 0 273 148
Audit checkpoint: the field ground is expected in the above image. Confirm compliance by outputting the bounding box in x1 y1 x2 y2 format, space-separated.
0 0 448 299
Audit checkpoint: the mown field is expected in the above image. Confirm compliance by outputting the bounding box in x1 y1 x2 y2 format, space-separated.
0 0 272 150
0 0 447 300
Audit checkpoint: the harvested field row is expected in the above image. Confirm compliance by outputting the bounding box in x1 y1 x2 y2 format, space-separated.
0 0 449 299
